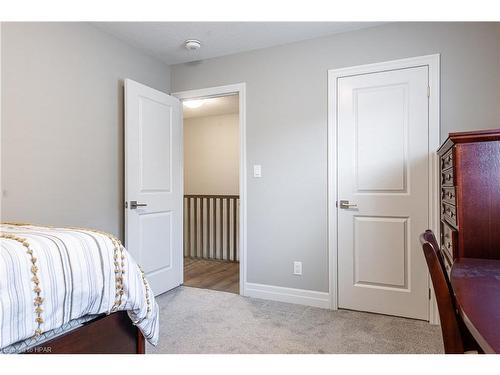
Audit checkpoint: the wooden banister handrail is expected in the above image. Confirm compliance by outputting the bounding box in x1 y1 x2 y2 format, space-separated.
184 195 239 262
184 194 239 199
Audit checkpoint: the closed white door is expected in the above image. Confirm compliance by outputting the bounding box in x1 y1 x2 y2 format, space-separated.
125 79 182 296
337 66 429 320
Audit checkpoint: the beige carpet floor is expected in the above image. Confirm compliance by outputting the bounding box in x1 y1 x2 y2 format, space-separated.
147 286 443 354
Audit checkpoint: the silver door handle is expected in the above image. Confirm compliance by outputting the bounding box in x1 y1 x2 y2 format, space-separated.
130 200 148 209
339 200 357 209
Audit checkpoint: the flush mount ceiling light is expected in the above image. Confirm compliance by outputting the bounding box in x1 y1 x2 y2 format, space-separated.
184 39 201 51
183 99 205 109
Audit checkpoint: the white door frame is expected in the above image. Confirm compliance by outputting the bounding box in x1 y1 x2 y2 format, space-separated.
328 54 440 323
172 83 247 296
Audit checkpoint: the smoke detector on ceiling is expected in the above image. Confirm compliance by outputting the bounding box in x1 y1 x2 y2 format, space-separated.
184 39 201 51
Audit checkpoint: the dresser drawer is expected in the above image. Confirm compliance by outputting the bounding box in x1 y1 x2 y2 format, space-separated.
441 168 454 187
441 186 456 206
441 222 456 261
440 148 454 171
441 202 458 228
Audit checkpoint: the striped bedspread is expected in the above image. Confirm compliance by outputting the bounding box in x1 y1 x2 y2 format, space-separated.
0 224 159 351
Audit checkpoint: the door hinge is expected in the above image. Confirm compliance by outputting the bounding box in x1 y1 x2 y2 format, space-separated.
429 288 431 300
427 86 430 98
124 201 128 209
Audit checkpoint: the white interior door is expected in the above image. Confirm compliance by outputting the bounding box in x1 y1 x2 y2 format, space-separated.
337 66 429 320
125 79 182 296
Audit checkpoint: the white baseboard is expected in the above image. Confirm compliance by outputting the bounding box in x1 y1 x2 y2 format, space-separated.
244 282 330 309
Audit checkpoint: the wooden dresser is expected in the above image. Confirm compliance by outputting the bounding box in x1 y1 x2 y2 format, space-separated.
437 129 500 274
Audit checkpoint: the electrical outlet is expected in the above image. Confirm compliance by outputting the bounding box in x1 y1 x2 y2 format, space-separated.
293 261 302 275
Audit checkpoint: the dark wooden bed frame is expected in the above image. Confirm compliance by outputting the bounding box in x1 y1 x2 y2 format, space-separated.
23 312 145 354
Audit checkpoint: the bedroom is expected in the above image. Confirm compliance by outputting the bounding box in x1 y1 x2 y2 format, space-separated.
1 0 500 373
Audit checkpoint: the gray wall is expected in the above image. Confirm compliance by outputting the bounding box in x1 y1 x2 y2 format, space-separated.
171 22 500 292
1 22 170 239
184 113 239 195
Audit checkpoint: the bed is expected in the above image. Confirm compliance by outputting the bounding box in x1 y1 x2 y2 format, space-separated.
0 223 159 354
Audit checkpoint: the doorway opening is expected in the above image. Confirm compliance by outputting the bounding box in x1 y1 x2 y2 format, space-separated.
181 92 241 294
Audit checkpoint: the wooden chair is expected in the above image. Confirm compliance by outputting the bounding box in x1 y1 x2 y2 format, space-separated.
419 230 480 354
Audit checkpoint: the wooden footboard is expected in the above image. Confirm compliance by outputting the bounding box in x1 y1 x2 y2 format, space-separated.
24 311 145 354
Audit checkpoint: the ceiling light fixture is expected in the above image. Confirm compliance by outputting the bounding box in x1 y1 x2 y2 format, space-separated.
184 39 201 51
183 99 205 109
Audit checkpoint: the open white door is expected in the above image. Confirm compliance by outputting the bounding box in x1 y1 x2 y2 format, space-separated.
125 79 182 296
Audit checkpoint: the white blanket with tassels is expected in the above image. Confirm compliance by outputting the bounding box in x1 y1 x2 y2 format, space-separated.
0 224 159 351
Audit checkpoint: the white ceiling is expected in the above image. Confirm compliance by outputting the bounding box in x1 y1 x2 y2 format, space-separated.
183 95 239 119
93 22 382 65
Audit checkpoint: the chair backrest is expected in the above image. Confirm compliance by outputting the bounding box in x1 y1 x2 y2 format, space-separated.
419 230 464 354
421 230 450 284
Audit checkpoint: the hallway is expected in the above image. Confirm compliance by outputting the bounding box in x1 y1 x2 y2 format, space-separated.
184 258 239 294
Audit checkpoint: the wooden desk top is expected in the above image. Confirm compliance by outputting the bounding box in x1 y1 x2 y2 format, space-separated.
451 258 500 354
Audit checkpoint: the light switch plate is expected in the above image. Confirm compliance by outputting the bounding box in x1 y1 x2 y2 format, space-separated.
253 164 262 178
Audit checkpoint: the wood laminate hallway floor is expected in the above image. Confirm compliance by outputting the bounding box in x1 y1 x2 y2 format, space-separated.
183 257 239 294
